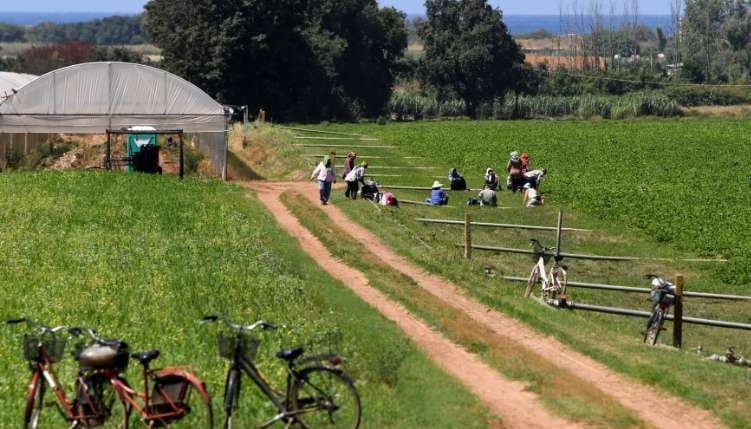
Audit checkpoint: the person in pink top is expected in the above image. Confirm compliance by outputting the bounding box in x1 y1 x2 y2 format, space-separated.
311 154 337 205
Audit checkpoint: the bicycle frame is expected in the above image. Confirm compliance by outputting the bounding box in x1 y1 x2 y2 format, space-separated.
25 345 108 426
103 366 211 425
232 354 301 428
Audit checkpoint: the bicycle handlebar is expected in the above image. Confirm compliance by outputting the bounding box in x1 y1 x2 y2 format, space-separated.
200 315 279 332
529 239 556 252
69 327 104 343
6 317 69 335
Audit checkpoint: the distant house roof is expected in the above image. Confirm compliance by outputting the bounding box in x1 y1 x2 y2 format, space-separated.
0 72 37 99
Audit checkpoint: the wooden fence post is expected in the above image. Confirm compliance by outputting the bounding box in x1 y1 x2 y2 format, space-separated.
464 213 472 259
673 274 684 348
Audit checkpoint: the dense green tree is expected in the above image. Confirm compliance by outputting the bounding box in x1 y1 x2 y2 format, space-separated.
683 0 731 82
25 15 146 45
418 0 524 117
144 0 406 121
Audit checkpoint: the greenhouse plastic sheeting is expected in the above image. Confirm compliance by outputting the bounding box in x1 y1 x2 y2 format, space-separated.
0 72 36 99
0 62 227 133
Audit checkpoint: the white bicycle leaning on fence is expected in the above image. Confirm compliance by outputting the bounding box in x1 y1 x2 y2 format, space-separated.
524 239 568 303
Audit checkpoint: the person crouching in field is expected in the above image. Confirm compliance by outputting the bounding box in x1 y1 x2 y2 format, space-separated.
522 182 543 207
478 185 498 207
311 154 336 205
448 168 467 190
426 181 449 206
344 161 368 200
484 168 499 190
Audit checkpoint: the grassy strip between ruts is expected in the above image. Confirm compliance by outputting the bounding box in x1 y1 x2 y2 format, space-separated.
0 171 495 429
280 191 647 429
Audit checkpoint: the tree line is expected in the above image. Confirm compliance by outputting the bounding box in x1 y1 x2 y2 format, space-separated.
0 15 146 45
545 0 751 84
144 0 524 122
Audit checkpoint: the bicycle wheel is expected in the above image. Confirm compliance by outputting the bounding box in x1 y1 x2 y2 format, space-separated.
223 369 241 429
77 374 131 429
289 366 361 429
644 307 664 346
24 372 45 429
524 265 541 298
149 374 213 429
550 267 567 301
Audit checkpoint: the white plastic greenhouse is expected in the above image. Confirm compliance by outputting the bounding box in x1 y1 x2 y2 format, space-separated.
0 62 229 178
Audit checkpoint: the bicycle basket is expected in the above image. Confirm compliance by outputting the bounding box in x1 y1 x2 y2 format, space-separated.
305 330 343 357
217 332 260 361
23 334 67 362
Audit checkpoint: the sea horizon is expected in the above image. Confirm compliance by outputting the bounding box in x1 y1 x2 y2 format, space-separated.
0 11 672 36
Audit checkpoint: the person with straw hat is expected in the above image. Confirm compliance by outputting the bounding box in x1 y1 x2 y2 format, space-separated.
425 180 449 206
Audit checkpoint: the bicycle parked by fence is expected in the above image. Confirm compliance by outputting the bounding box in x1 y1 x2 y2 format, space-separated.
200 315 361 429
524 239 568 303
643 274 677 346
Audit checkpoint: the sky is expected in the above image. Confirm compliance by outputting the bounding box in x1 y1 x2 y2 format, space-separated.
0 0 672 15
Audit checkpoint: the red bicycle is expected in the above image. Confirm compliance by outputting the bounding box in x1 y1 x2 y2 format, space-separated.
72 326 214 428
7 318 213 428
6 318 88 429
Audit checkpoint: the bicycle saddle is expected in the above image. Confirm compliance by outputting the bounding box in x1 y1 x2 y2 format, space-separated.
276 346 304 362
132 349 160 366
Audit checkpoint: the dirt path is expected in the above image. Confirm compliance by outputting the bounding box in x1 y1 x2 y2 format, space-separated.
247 181 728 429
249 183 584 429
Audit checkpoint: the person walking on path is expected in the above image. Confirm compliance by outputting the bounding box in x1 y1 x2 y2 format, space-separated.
344 161 368 200
311 154 336 205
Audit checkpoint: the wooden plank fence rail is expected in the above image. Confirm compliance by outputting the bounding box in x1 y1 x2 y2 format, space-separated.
279 126 372 138
380 185 484 191
293 142 391 147
469 244 728 263
502 276 751 301
305 154 387 159
548 300 751 331
328 166 437 170
418 218 592 232
400 199 454 208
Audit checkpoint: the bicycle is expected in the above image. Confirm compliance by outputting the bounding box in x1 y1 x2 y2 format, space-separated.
6 317 93 429
200 315 361 429
524 239 568 303
72 326 213 428
643 274 676 346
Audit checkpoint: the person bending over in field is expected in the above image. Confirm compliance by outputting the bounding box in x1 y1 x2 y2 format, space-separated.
425 181 449 206
522 182 544 207
344 161 368 200
524 168 547 189
507 151 525 192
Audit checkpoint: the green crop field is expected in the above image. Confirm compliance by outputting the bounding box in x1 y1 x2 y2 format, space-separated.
306 118 751 284
0 171 495 428
288 118 751 428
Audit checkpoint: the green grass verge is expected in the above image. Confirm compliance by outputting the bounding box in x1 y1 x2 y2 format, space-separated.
281 192 646 429
0 171 495 429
